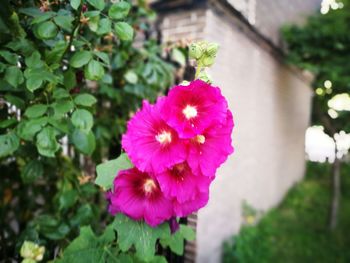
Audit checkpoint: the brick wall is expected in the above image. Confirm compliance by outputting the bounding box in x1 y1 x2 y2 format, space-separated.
156 1 314 262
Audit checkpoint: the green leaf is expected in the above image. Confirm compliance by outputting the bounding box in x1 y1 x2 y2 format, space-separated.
112 214 171 261
87 0 105 10
69 204 94 227
4 94 25 109
84 60 104 80
0 50 18 65
159 225 195 255
54 15 74 32
70 51 92 68
94 51 110 65
56 225 115 263
26 77 43 92
53 88 71 99
87 15 100 32
0 118 17 129
109 2 131 20
36 21 58 39
36 126 60 157
31 12 56 24
124 70 138 84
70 0 81 10
58 190 78 211
48 118 69 134
171 48 186 66
21 160 44 184
51 100 74 118
74 94 97 107
25 51 44 68
63 70 77 89
71 129 95 155
5 66 24 88
95 153 133 189
0 132 20 158
96 18 111 35
25 104 48 118
17 117 48 141
71 109 93 131
114 22 134 41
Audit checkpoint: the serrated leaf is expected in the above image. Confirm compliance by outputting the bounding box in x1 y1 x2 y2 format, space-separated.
114 22 134 41
112 214 171 262
71 129 95 155
159 225 195 255
21 160 43 184
95 153 133 189
0 132 20 158
5 66 24 88
109 2 131 20
74 94 97 107
25 104 48 118
36 126 60 157
56 225 115 263
71 109 93 131
70 51 92 68
87 0 105 10
84 60 104 80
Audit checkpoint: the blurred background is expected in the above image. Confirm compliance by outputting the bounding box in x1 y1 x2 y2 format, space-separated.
151 0 350 262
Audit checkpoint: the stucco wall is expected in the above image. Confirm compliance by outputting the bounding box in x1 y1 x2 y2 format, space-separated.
196 7 312 263
158 2 313 262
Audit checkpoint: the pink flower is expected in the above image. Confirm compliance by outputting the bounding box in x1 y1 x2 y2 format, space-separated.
122 99 187 173
155 162 212 203
187 110 234 177
161 80 228 138
173 190 210 217
107 168 174 227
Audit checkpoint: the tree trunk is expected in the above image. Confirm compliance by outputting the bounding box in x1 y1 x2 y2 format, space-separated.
329 156 341 230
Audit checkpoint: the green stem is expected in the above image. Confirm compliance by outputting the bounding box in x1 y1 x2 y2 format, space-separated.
195 63 202 79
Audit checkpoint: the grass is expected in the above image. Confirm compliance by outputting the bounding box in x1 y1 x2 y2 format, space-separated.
222 162 350 263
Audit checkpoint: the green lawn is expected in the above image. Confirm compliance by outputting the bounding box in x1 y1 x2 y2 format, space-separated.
223 162 350 263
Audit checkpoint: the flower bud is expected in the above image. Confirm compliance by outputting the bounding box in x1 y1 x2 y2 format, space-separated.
20 241 45 262
201 56 215 67
198 71 212 84
189 43 204 60
205 43 219 57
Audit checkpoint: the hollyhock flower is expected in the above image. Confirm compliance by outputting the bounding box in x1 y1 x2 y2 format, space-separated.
187 110 234 177
122 99 187 173
155 161 211 203
173 190 210 217
161 80 228 138
107 168 173 227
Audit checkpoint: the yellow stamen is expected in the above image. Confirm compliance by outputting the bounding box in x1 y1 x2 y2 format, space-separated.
155 131 172 144
182 105 197 119
143 179 156 194
196 135 206 144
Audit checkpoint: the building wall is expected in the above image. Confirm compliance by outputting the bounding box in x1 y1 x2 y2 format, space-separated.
158 2 313 262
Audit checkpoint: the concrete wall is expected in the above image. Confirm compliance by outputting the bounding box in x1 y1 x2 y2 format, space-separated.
158 2 314 262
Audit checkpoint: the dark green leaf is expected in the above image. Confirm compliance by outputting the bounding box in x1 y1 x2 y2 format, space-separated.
84 60 104 80
53 88 71 99
95 153 133 189
26 77 43 92
5 95 25 109
70 0 81 10
109 2 131 20
87 0 105 10
25 51 44 68
74 94 97 107
36 126 60 157
63 70 77 89
71 109 93 131
54 15 74 32
70 51 92 68
96 18 111 35
31 12 56 25
69 204 94 227
19 7 42 17
24 104 48 118
159 225 195 255
36 21 58 39
58 190 78 210
94 51 110 65
0 132 20 158
0 50 18 64
0 118 17 129
71 129 95 155
114 22 134 41
51 100 74 118
21 160 43 184
16 117 48 141
112 214 171 261
5 66 24 88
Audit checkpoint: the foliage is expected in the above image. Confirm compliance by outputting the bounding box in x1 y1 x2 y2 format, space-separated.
0 0 187 261
222 162 350 263
281 0 350 134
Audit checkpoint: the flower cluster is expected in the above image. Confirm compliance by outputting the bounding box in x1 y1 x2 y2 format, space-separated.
107 80 234 227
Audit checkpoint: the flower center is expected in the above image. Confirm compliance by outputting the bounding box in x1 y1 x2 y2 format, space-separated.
155 131 172 144
182 105 197 119
143 179 157 194
196 135 206 144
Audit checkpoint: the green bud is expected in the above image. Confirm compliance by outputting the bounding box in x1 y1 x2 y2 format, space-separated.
22 259 36 263
179 80 190 86
20 241 45 262
205 43 219 57
189 43 204 60
201 56 215 67
198 70 212 84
